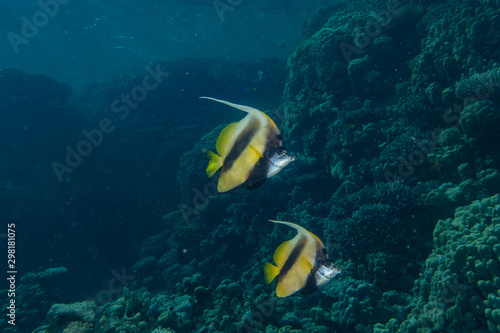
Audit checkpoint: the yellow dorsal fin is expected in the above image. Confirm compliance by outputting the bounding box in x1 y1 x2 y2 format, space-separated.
270 220 322 245
273 240 293 267
200 96 261 114
206 149 223 178
216 122 238 156
263 262 280 285
201 96 280 137
269 220 309 235
262 112 278 131
275 256 313 297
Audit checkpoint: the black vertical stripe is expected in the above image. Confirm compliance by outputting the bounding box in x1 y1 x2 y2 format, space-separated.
278 237 307 277
223 120 260 171
302 272 318 294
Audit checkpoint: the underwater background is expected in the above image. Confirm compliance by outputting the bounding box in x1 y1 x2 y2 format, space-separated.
1 0 500 332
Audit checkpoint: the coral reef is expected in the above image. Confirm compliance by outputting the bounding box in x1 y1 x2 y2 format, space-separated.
455 68 500 102
375 194 500 333
21 267 68 284
22 0 500 332
47 301 97 324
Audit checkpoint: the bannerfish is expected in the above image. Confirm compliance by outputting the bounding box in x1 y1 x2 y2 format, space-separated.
201 97 295 193
263 220 341 297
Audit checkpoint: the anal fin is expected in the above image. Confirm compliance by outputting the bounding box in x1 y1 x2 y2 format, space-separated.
245 178 266 190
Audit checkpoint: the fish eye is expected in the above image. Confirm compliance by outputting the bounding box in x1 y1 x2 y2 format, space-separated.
277 147 287 154
322 259 333 267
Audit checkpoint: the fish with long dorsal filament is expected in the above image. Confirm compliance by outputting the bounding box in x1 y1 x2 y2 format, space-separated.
263 220 341 297
201 97 295 193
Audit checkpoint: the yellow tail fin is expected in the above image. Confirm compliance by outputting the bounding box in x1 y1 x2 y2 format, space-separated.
206 149 223 178
263 262 280 285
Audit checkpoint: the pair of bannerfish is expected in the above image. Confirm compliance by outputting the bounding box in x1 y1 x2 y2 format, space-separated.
201 97 341 297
